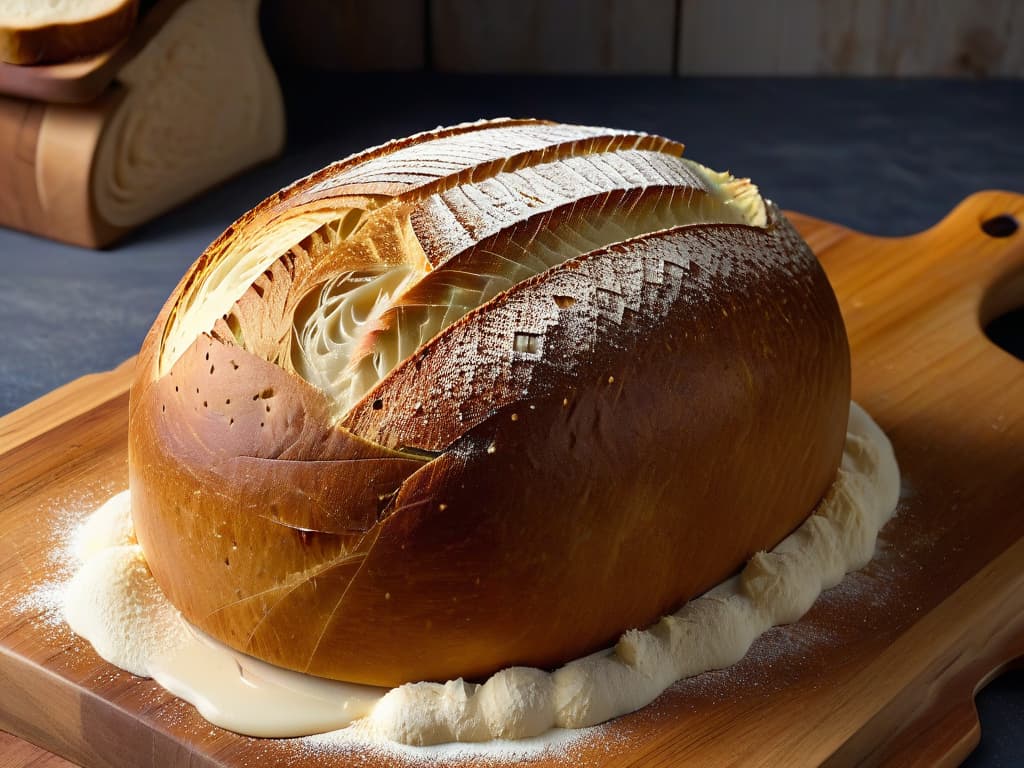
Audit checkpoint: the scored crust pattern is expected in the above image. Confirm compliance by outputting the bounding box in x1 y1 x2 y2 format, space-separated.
129 118 851 685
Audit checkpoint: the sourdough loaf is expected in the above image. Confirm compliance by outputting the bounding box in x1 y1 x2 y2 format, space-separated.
0 0 138 64
129 119 850 686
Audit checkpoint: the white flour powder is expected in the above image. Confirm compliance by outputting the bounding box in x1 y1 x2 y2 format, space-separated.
57 401 898 752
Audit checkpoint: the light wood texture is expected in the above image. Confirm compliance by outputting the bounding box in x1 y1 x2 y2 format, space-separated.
1 192 1022 765
430 0 676 74
678 0 1024 76
0 358 135 456
260 0 1024 77
0 1 186 104
0 91 124 248
262 0 425 71
0 730 75 767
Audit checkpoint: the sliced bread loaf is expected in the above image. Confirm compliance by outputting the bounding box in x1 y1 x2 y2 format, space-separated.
0 0 138 65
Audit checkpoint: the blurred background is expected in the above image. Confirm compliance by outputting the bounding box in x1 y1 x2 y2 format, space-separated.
260 0 1023 77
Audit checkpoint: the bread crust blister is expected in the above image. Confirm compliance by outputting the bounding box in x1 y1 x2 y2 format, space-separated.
130 119 850 686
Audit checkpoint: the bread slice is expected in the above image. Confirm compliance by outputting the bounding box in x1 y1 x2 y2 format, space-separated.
129 119 850 686
0 0 138 65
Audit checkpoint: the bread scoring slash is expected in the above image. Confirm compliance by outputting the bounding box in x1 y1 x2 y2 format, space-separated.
129 119 850 687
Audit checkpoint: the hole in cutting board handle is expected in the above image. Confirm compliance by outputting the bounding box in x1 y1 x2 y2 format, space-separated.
985 307 1024 362
981 215 1019 238
979 213 1024 359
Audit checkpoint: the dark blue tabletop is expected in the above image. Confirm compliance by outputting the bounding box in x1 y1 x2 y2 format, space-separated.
0 75 1021 765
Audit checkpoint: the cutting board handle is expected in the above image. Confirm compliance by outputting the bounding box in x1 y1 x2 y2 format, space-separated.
793 190 1024 374
918 191 1024 328
845 541 1024 768
930 192 1024 765
970 196 1024 328
794 191 1024 768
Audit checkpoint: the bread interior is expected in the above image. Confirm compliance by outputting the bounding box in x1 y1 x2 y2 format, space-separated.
291 160 766 417
158 150 766 421
159 209 368 376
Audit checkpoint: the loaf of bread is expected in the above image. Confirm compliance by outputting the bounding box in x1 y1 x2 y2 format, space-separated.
129 119 850 687
0 0 137 64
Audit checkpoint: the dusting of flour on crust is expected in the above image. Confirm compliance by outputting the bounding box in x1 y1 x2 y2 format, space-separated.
57 401 898 751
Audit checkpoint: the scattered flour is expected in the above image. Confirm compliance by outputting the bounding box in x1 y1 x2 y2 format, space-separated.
359 401 899 744
301 720 608 765
72 490 136 560
52 401 898 755
13 484 120 628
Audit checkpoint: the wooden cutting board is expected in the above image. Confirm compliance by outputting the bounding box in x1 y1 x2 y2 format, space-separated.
1 191 1022 767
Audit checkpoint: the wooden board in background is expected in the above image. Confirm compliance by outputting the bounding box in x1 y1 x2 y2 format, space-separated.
0 91 124 248
1 191 1023 766
262 0 425 72
7 0 1019 82
429 0 676 74
259 0 1024 77
677 0 1024 77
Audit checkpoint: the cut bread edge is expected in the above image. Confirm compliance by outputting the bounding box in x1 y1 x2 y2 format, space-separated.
0 0 138 65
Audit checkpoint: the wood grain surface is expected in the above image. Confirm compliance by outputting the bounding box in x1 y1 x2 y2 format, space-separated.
263 0 426 72
0 91 124 248
263 0 1024 76
677 0 1024 77
430 0 677 74
0 192 1022 766
0 730 75 767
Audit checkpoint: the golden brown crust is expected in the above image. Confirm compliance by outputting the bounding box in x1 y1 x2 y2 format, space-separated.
130 334 425 657
313 212 851 683
129 120 850 686
154 122 681 380
0 0 138 65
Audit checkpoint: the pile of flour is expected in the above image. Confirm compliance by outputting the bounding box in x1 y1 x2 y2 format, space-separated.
61 401 899 748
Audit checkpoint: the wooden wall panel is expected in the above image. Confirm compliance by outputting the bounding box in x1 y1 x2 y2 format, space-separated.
430 0 677 74
262 0 425 71
256 0 1024 77
678 0 1024 77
